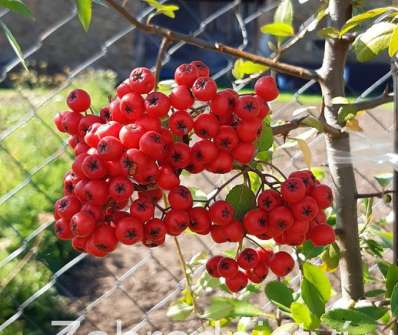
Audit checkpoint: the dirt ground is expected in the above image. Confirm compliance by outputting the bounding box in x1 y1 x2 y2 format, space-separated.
59 102 394 334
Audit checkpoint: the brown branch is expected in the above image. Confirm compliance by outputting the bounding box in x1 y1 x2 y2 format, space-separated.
155 37 170 90
104 0 319 81
356 190 395 199
333 91 394 111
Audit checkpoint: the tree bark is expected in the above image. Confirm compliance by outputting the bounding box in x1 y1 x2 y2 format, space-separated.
318 0 364 300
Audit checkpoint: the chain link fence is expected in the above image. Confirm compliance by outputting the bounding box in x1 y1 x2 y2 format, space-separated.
0 0 395 334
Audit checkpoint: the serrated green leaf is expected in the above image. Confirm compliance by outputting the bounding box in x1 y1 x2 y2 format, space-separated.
0 21 27 71
389 25 398 57
387 264 398 297
340 7 397 37
290 302 320 330
226 184 256 220
321 309 377 334
75 0 92 31
232 59 268 80
166 302 193 321
274 0 293 25
374 173 393 188
391 283 398 316
260 22 294 37
0 0 32 16
301 279 325 317
257 125 273 152
353 22 395 62
303 263 332 302
264 280 294 312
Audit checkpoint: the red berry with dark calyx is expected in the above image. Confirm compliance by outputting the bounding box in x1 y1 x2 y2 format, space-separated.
138 188 163 204
206 150 233 174
225 271 248 292
169 111 194 137
289 170 316 194
190 140 218 165
192 77 217 101
116 79 132 98
145 91 170 117
225 220 245 242
164 209 190 236
232 142 255 164
218 257 239 278
169 142 191 169
81 155 108 180
281 177 306 204
62 111 82 135
215 125 239 151
86 237 108 257
194 113 219 139
81 203 104 222
237 248 260 270
189 207 211 235
130 198 155 222
109 177 133 201
72 236 88 253
210 89 238 117
70 211 96 238
115 217 144 245
291 196 319 222
308 223 336 246
174 63 198 87
236 95 260 120
78 115 102 139
139 130 167 161
206 255 223 278
257 189 283 212
129 67 155 94
254 76 279 101
157 166 180 190
257 248 274 266
169 85 194 110
120 92 145 122
246 263 269 283
191 60 210 77
243 208 268 235
92 224 118 253
67 89 91 113
119 124 145 149
168 186 193 210
54 195 81 220
97 136 124 161
209 200 234 226
84 180 109 206
311 184 333 209
54 218 73 240
236 118 262 143
268 206 294 237
144 218 167 243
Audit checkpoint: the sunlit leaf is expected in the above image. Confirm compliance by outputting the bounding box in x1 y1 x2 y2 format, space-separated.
166 302 193 321
75 0 92 31
374 173 393 188
0 0 32 16
260 22 294 37
0 21 27 70
321 309 377 334
291 138 312 168
389 25 398 57
391 284 398 316
232 59 268 79
264 280 294 312
226 184 257 220
386 264 398 297
144 0 179 18
290 302 320 330
274 0 293 25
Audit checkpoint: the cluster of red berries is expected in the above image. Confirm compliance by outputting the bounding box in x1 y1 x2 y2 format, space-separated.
206 170 335 292
52 61 278 257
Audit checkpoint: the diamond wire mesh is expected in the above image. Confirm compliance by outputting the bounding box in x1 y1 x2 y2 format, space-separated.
0 0 394 333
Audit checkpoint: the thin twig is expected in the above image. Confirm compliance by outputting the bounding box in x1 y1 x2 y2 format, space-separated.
356 190 395 199
155 37 170 90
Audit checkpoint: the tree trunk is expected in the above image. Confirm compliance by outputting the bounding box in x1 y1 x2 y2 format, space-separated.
318 0 364 300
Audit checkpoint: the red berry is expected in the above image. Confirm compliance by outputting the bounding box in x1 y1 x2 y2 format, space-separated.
191 60 210 77
210 225 228 243
109 177 133 201
256 95 270 118
116 79 132 98
191 140 218 165
85 236 108 257
169 111 194 136
313 210 327 225
254 76 279 101
308 224 336 246
72 236 88 252
206 150 233 174
84 123 102 148
138 188 163 204
232 142 255 164
54 218 73 240
281 177 306 204
206 255 223 278
214 125 239 151
97 136 124 161
130 198 155 222
237 248 259 270
96 121 122 139
120 92 145 122
189 207 211 235
144 218 167 243
269 251 294 277
81 203 104 222
210 89 238 116
129 67 155 94
268 206 294 237
62 111 82 135
110 98 129 124
291 196 319 222
169 85 194 110
246 263 269 283
136 115 161 132
67 89 91 113
81 154 108 179
218 257 239 278
289 170 316 193
311 184 333 209
225 220 245 242
70 211 96 238
169 142 191 169
92 224 118 253
168 186 193 210
225 271 248 292
84 180 109 206
243 208 268 235
116 217 144 245
164 209 190 236
192 77 217 101
54 111 66 132
209 200 234 226
194 113 219 139
174 63 198 87
78 115 102 139
139 130 167 160
119 124 145 149
157 166 180 190
257 190 283 212
236 118 262 143
236 95 260 120
100 106 111 122
54 195 81 220
145 91 170 117
257 248 274 266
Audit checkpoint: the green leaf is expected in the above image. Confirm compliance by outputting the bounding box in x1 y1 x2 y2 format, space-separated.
252 321 272 335
256 150 272 162
321 243 340 272
257 125 273 152
301 279 325 317
374 173 393 188
264 280 294 312
75 0 92 31
354 306 387 320
311 167 326 181
365 289 385 298
378 261 390 278
299 240 325 259
0 21 27 71
144 0 179 18
226 184 256 220
0 0 32 16
303 263 332 302
260 22 294 37
337 105 357 123
202 297 234 320
391 283 398 316
232 59 268 80
230 300 266 318
274 0 293 25
340 7 397 36
352 22 395 62
290 302 320 330
389 25 398 57
321 309 377 335
386 264 398 297
166 302 193 321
